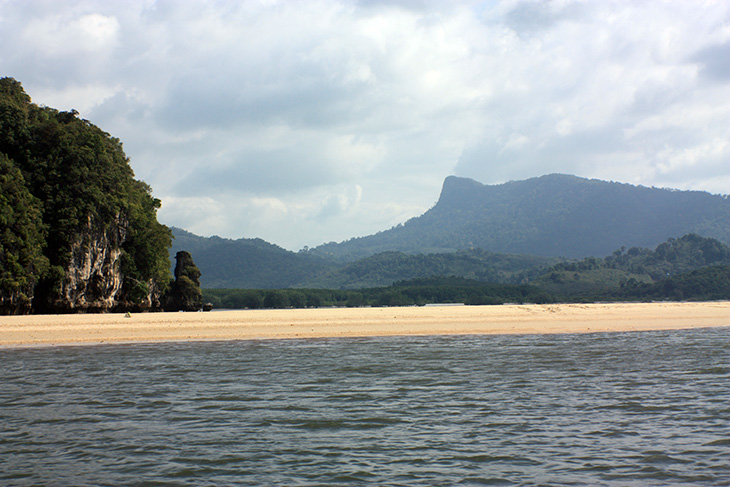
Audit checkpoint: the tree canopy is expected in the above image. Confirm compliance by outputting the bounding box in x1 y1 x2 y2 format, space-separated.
0 153 48 313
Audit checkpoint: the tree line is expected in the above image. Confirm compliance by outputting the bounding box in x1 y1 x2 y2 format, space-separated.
202 278 557 310
203 236 730 309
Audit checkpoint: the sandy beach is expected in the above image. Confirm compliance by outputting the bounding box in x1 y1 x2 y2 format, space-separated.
0 301 727 347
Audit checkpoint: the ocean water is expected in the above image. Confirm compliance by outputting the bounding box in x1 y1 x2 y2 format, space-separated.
1 327 729 486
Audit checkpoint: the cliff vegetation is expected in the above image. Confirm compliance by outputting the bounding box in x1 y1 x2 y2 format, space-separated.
0 78 172 314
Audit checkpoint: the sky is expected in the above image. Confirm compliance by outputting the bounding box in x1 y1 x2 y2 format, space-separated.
2 0 729 250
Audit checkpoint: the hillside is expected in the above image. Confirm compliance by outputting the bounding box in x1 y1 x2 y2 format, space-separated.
170 228 557 289
203 235 730 308
170 228 335 289
298 249 557 289
533 234 730 299
311 174 730 261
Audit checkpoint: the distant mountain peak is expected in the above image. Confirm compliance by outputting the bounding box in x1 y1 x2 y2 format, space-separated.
313 173 730 260
436 176 485 208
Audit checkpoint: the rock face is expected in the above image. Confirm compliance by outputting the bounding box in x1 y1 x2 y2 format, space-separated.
39 214 163 313
55 215 125 312
166 251 203 312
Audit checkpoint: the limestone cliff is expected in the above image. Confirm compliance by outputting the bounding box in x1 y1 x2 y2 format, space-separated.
0 77 172 314
41 214 164 313
165 251 202 312
47 214 126 312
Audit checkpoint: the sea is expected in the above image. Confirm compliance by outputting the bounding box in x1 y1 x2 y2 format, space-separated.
1 326 729 486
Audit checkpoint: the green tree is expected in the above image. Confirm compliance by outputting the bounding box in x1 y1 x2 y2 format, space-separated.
264 290 289 308
0 154 48 313
120 179 172 307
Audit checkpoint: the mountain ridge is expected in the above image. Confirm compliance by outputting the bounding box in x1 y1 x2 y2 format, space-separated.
170 173 729 289
310 174 729 261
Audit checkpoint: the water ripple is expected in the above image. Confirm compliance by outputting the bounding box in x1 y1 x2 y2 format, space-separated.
1 327 729 485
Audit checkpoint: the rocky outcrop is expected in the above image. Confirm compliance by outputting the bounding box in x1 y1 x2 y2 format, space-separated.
48 215 125 312
43 214 162 313
1 78 173 315
165 251 202 311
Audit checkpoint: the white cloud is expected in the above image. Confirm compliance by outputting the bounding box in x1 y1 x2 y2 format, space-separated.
22 13 119 55
3 0 728 249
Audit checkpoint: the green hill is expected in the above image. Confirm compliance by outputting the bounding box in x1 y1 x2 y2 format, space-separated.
172 229 730 294
171 227 558 289
298 249 557 289
170 227 335 289
203 236 730 309
533 234 730 300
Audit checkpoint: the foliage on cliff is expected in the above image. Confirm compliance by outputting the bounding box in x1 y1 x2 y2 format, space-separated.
0 77 171 313
166 251 203 311
0 153 48 313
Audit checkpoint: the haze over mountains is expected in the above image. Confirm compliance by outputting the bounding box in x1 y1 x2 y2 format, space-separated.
313 174 730 261
171 174 730 289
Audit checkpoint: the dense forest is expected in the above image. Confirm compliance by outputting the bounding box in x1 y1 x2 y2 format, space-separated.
170 227 335 289
0 78 175 313
534 234 730 299
299 249 555 289
203 278 557 310
203 264 729 310
173 225 729 295
204 235 730 308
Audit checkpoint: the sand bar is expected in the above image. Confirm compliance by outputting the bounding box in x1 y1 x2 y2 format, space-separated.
0 301 728 347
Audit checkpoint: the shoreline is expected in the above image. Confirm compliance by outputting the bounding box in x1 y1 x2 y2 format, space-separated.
1 301 728 348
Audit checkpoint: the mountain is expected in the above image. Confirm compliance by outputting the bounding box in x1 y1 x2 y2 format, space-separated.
170 227 557 289
310 174 730 261
172 174 729 290
169 228 335 289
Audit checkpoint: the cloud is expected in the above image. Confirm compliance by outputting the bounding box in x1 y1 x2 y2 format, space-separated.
691 41 730 82
22 12 120 55
454 0 730 192
317 184 363 219
504 0 587 33
3 0 729 249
